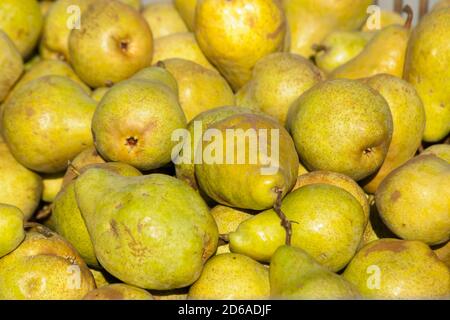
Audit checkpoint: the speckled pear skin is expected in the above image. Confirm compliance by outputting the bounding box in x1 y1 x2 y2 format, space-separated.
376 155 450 245
195 0 286 91
288 79 393 181
404 8 450 142
2 75 96 173
74 169 218 290
343 239 450 299
84 284 153 300
361 74 426 194
230 184 365 271
270 246 360 299
0 31 23 102
422 144 450 163
0 226 95 300
188 253 270 300
0 204 24 258
195 113 299 210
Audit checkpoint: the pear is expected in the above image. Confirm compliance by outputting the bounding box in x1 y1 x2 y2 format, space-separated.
229 184 365 271
195 0 286 90
376 155 450 245
236 53 324 124
0 142 42 220
90 268 111 288
131 64 179 93
61 146 105 187
404 8 450 142
359 202 397 249
164 58 235 121
283 0 371 58
174 0 196 31
69 0 153 88
362 10 405 32
0 225 95 299
0 31 23 102
434 241 450 267
0 0 43 58
288 79 393 181
331 7 413 80
313 31 373 74
92 78 186 171
152 32 215 71
41 173 64 203
270 245 360 299
119 0 141 10
142 2 188 39
84 284 153 300
175 106 261 190
24 55 41 71
422 144 450 163
195 113 299 210
2 75 96 173
361 74 426 194
188 253 270 299
74 169 218 289
0 205 25 258
293 171 370 223
343 239 450 299
50 162 141 268
91 87 109 102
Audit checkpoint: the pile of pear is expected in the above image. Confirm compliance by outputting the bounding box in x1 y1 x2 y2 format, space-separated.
0 0 449 300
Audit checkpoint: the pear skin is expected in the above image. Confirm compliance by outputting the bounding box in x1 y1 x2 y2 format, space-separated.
41 173 64 203
90 87 109 102
174 0 197 31
84 284 153 300
142 2 188 39
422 144 450 163
131 64 179 94
61 147 105 188
434 241 450 267
0 31 23 102
0 205 24 258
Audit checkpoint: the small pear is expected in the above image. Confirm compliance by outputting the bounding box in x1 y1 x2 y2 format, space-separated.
0 0 43 58
74 169 218 289
230 184 365 271
361 74 426 193
0 31 23 102
376 155 450 245
92 77 186 170
236 52 324 124
61 146 105 187
362 10 405 32
270 245 360 299
91 87 109 102
174 0 197 31
164 58 235 121
288 79 393 181
188 253 270 300
0 225 95 300
404 7 450 142
84 284 153 300
343 239 450 299
0 142 42 220
142 2 188 39
195 0 286 90
90 268 111 288
41 173 64 203
152 32 216 71
422 144 450 163
69 0 153 88
131 64 179 93
2 75 97 173
0 205 25 258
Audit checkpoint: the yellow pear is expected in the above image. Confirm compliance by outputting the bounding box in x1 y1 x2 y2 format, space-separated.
0 31 23 102
174 0 197 31
142 2 188 39
41 173 64 203
362 10 405 32
434 241 450 267
39 1 54 16
84 284 153 300
0 205 25 258
422 144 450 163
89 269 111 288
91 87 109 102
195 0 286 90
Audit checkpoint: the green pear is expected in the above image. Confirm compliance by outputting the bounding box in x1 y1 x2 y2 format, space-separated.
288 79 393 181
188 253 270 299
142 2 188 39
92 78 186 171
270 245 360 299
0 142 42 220
0 0 43 58
195 0 286 90
50 162 142 268
84 284 153 300
0 205 25 258
283 0 371 58
236 52 325 124
74 169 218 289
230 184 365 271
195 113 299 210
41 173 64 203
343 239 450 299
0 225 95 300
361 74 426 194
0 31 23 102
164 58 235 122
376 155 450 245
174 0 196 31
331 7 413 79
2 75 96 173
404 8 450 142
313 31 373 73
69 0 153 88
422 144 450 163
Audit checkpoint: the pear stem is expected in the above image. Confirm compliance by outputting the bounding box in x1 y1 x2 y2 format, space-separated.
273 188 292 246
68 161 81 177
156 61 166 69
219 234 229 242
403 5 414 29
35 204 53 220
312 44 328 53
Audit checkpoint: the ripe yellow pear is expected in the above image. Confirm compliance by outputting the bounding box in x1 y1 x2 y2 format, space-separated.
0 205 25 258
0 31 23 102
41 173 64 203
142 2 188 39
422 144 450 163
174 0 197 31
195 0 286 90
435 241 450 267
